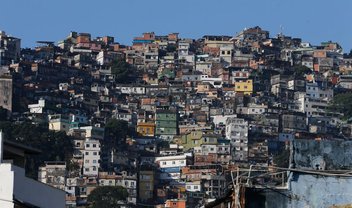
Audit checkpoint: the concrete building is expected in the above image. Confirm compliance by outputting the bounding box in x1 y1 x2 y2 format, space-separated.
138 170 155 202
0 31 21 66
306 81 333 101
38 161 66 190
116 171 137 204
226 117 248 162
0 74 12 112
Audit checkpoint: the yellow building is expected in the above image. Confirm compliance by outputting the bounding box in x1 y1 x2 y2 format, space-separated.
196 83 211 93
235 79 253 95
48 114 70 133
137 122 155 136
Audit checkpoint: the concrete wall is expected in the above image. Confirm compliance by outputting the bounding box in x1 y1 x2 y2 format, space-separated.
289 173 352 208
247 173 352 208
0 164 14 208
293 139 352 170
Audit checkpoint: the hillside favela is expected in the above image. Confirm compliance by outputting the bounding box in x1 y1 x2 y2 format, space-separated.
1 25 352 208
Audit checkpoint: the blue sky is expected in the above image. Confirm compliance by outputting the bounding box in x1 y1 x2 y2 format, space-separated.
1 0 351 51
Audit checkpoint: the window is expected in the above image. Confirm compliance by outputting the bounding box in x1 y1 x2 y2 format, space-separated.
194 185 198 189
93 160 97 163
172 161 176 165
162 162 166 165
85 159 89 163
93 144 97 148
86 144 90 148
93 152 98 156
85 168 89 171
85 152 89 155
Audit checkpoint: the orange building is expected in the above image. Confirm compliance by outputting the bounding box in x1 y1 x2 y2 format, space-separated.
137 122 155 136
76 33 91 44
165 199 186 208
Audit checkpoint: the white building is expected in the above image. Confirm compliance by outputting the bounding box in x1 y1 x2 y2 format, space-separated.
185 181 201 192
28 98 45 114
116 86 146 95
200 75 223 88
306 81 333 101
236 103 267 115
155 154 189 181
220 46 233 65
83 139 100 176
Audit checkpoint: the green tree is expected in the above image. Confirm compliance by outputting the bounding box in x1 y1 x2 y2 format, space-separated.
273 148 290 168
329 92 352 120
110 59 133 83
87 186 128 208
166 44 177 52
0 107 8 121
293 65 311 79
0 121 74 178
105 119 129 149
